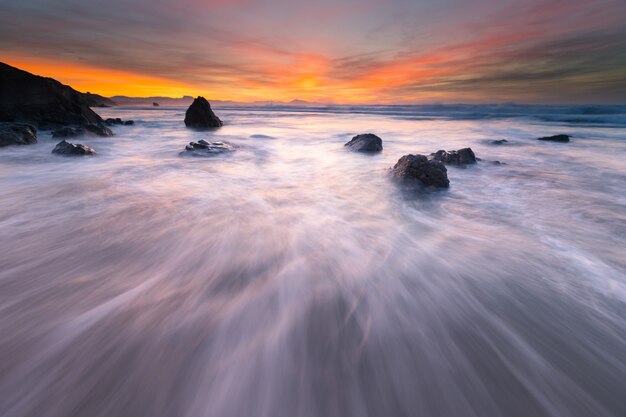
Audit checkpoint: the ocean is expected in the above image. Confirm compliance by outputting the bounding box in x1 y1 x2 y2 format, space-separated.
1 104 625 417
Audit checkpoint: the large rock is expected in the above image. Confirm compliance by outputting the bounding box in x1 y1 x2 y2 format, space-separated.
52 140 96 155
537 134 570 142
0 62 105 129
432 148 477 165
184 96 222 128
0 122 37 147
181 139 234 156
392 154 449 188
344 133 383 152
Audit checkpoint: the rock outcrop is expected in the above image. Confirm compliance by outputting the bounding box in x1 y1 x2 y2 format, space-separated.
84 123 113 136
80 92 116 108
537 134 570 142
0 122 37 147
52 140 96 155
181 139 234 155
432 148 477 165
184 97 223 128
392 154 449 188
344 133 383 152
0 62 105 129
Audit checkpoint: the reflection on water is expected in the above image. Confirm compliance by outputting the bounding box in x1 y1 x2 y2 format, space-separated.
1 107 625 417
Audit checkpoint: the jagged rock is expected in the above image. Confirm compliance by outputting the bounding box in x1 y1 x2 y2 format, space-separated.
0 122 37 147
53 126 85 138
537 134 570 142
184 97 222 128
0 62 104 129
432 148 477 165
84 123 113 137
181 139 234 156
491 139 508 145
51 140 96 155
392 154 449 188
344 133 383 152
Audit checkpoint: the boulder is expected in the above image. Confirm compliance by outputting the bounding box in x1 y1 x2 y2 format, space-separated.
537 134 570 142
84 123 113 137
124 120 134 125
0 122 37 147
491 139 508 145
392 154 449 188
432 147 477 165
52 140 96 155
0 62 104 129
184 97 223 128
104 117 134 126
344 133 383 152
181 139 234 156
53 126 85 138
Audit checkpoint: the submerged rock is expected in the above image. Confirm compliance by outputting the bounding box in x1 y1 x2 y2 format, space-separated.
537 134 570 142
84 123 113 137
181 139 234 155
344 133 383 152
0 122 37 147
491 139 508 145
52 140 96 155
432 147 477 165
392 154 449 188
124 120 134 125
0 62 104 129
53 126 85 138
184 97 222 128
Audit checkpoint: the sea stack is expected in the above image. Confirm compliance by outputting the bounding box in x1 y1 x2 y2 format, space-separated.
184 96 223 128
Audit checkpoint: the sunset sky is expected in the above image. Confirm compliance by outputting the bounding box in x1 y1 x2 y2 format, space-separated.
1 0 625 103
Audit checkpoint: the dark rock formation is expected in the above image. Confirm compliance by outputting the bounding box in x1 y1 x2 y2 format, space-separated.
184 97 223 128
52 140 96 155
153 102 159 107
491 139 508 145
81 92 116 108
537 134 570 142
344 133 383 152
0 122 37 147
105 117 134 126
84 123 113 136
181 139 234 156
432 148 477 165
52 126 85 138
392 154 449 188
0 62 104 129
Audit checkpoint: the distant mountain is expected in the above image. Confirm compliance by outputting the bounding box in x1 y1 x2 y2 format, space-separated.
0 62 104 128
110 95 195 106
81 92 116 107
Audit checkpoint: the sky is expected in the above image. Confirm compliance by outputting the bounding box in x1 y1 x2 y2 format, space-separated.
1 0 625 103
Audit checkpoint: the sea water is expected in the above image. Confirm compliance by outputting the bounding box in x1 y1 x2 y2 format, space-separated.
0 105 625 417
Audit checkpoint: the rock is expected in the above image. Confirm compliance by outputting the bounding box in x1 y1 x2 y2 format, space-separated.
344 133 383 152
392 154 449 188
153 102 159 107
184 96 223 128
0 122 37 147
491 139 508 145
0 62 105 129
51 140 96 155
52 126 85 138
537 134 570 142
84 123 113 137
432 147 477 165
104 117 134 126
181 139 234 155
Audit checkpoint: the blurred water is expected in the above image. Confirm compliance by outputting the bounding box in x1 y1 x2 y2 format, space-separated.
0 106 625 417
